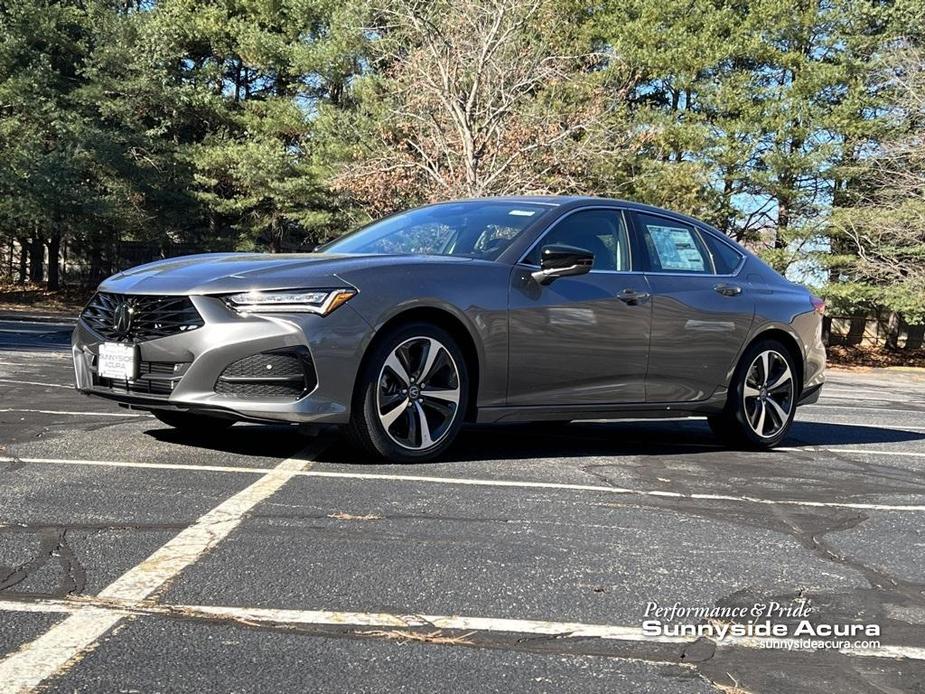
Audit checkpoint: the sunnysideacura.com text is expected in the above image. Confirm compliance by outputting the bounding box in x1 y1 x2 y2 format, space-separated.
641 600 881 652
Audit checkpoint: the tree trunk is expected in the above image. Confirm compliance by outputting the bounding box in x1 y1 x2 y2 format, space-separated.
46 231 61 291
28 237 44 283
776 191 791 250
905 324 924 351
89 237 104 286
17 237 28 283
884 311 903 351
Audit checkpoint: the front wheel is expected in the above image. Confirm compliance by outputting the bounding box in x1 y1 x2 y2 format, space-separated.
347 323 468 463
709 340 798 449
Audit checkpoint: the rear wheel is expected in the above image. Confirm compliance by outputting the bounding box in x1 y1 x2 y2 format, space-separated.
709 339 798 449
152 410 235 433
347 323 468 463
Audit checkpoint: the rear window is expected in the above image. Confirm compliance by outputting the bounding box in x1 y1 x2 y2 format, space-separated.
701 233 744 274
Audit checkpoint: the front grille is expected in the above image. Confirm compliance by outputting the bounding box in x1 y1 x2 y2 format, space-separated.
82 293 204 343
215 349 316 400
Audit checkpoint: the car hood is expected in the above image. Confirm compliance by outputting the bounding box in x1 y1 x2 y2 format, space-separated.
97 252 475 295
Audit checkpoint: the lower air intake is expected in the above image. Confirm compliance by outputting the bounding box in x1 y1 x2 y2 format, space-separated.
214 348 316 400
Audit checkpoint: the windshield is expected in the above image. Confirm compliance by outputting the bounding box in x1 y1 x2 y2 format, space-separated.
321 201 551 260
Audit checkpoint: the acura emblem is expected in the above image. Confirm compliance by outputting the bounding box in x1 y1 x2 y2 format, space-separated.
113 300 134 337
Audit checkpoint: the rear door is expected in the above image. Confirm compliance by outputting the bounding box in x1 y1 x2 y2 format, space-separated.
507 207 652 406
631 211 754 402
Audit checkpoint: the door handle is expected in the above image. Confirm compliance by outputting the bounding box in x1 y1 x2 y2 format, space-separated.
714 283 742 297
617 289 650 305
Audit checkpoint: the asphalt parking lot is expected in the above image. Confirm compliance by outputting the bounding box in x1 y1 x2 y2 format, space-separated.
1 314 924 693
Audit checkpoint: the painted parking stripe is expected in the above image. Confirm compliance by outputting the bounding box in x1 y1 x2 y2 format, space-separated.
0 442 323 694
0 409 150 418
0 379 73 390
793 420 925 432
0 597 922 663
0 344 70 350
779 446 925 459
3 455 925 512
0 328 67 335
807 403 923 413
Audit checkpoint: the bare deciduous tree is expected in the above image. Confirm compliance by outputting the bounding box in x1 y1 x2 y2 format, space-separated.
337 0 636 214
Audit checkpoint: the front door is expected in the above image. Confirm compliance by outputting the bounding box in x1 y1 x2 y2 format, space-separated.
507 208 652 406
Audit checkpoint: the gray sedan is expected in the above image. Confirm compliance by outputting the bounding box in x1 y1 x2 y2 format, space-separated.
72 197 826 462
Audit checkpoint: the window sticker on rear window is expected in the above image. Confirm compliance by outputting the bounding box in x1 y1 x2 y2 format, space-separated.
647 225 706 272
508 209 536 217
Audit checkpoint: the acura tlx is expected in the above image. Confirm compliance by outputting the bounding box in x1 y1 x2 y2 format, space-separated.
72 197 825 462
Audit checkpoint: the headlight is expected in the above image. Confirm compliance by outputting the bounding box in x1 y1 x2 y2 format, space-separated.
225 288 356 315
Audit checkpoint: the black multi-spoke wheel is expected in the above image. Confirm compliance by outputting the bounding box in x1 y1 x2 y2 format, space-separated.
348 323 468 462
709 339 798 449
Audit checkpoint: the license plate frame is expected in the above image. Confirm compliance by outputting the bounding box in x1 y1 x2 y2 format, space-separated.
98 342 137 381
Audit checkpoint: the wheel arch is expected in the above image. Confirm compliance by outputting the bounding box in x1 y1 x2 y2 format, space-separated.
357 305 482 423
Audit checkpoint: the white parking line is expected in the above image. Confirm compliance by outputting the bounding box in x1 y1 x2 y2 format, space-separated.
0 351 70 359
0 344 70 351
823 387 911 396
0 328 63 335
0 379 72 390
780 446 925 459
3 455 925 512
793 420 925 432
0 314 75 323
0 442 322 694
808 403 923 413
0 408 149 418
0 597 922 663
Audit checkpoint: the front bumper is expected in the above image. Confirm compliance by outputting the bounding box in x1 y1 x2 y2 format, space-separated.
72 295 371 424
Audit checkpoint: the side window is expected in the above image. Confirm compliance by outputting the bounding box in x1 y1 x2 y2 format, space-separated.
636 214 712 274
524 209 631 271
700 232 744 275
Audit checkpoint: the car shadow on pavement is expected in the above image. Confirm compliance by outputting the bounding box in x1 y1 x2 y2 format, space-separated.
313 419 925 465
143 419 925 465
146 423 309 459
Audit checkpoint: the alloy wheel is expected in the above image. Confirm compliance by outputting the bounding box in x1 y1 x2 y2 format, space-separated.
376 336 461 450
742 349 794 438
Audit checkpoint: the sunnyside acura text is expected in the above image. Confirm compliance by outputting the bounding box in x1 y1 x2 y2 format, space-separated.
71 196 826 462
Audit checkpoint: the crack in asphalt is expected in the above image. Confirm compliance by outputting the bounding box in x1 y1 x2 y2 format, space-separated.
0 453 26 473
580 451 925 692
0 527 86 597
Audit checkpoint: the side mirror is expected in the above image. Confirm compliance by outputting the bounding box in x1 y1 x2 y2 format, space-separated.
531 244 594 284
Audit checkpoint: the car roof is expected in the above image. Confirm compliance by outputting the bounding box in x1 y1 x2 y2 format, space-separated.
447 195 724 235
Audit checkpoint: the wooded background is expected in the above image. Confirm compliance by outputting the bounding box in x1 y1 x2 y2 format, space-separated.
1 0 923 343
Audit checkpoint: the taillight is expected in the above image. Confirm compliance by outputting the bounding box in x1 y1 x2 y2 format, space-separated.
810 295 826 315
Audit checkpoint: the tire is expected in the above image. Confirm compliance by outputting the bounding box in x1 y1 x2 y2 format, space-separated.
346 322 469 463
708 339 798 449
152 410 235 433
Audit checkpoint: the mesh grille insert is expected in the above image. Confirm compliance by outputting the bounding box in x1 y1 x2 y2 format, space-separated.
215 349 316 400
